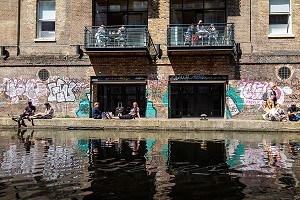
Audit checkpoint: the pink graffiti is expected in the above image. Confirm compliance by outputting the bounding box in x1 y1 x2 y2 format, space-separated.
3 78 48 104
239 81 284 105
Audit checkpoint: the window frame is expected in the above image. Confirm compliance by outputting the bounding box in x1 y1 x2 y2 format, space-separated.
36 0 56 40
269 0 292 36
169 0 227 24
93 0 148 26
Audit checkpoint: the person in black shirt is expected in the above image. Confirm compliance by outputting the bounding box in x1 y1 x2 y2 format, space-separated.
287 102 300 121
12 100 36 127
92 102 102 119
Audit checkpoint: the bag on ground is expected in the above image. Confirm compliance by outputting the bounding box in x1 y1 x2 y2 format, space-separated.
115 102 124 117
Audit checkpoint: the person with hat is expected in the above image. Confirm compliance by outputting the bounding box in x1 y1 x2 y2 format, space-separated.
287 102 300 121
12 100 36 127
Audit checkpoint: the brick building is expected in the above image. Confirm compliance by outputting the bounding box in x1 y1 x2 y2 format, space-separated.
0 0 299 119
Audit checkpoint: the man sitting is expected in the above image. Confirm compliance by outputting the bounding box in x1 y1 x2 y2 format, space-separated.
287 102 300 121
12 100 36 127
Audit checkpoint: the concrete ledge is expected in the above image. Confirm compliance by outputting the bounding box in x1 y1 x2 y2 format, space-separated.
1 117 300 132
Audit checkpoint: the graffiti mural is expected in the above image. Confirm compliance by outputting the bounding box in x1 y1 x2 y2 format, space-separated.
146 73 169 118
47 78 89 103
2 78 48 104
226 87 244 118
76 92 91 117
239 81 284 105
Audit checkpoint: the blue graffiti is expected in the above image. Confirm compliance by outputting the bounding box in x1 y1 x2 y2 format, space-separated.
145 100 157 118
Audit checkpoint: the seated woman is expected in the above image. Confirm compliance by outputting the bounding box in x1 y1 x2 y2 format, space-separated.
268 104 287 121
114 102 140 119
30 102 54 119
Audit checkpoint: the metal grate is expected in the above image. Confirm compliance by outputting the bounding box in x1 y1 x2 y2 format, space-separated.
38 69 50 81
278 66 291 80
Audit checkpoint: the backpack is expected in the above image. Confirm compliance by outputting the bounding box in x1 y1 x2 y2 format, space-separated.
262 92 268 101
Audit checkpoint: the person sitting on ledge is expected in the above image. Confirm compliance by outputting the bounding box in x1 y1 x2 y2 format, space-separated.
287 102 300 121
30 102 54 120
113 102 140 119
92 102 102 119
268 104 287 121
12 100 36 127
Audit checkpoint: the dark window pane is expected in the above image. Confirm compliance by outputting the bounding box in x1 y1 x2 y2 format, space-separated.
204 11 225 23
171 11 182 24
171 0 182 10
129 0 148 11
109 0 127 12
95 0 107 12
204 0 225 9
41 21 55 31
269 15 288 24
183 0 203 10
182 11 196 24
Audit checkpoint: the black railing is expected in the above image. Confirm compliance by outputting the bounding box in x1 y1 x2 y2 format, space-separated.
167 23 235 47
84 25 148 48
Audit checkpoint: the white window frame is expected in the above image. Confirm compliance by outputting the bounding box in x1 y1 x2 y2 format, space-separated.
37 0 56 40
269 0 293 37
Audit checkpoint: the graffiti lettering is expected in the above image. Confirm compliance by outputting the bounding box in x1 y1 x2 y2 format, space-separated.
48 78 77 102
2 78 48 104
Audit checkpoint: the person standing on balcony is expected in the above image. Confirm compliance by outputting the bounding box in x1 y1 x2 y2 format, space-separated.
207 24 218 45
95 25 108 47
116 25 127 47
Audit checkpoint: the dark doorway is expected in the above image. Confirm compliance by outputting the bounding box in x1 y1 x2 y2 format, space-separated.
98 84 146 117
170 83 224 118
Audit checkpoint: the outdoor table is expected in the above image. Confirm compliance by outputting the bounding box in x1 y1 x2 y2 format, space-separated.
196 31 209 45
108 33 121 46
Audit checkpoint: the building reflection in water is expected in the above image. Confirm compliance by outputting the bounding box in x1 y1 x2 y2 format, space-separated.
0 130 299 199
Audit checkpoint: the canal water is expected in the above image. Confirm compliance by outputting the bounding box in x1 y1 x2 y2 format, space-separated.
0 130 299 200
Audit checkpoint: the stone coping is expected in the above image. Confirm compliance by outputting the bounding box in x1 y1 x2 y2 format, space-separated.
0 117 300 132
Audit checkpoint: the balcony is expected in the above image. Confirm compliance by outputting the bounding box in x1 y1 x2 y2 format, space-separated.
84 25 157 60
167 23 235 56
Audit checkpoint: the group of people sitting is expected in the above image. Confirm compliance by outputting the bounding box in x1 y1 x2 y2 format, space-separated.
12 100 54 127
263 83 300 121
185 20 218 46
94 25 127 47
92 101 140 120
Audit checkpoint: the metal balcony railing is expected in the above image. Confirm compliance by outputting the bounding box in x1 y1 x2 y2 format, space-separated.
167 23 235 48
84 25 156 52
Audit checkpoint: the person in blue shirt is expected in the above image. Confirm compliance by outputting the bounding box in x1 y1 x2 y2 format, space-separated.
92 102 102 119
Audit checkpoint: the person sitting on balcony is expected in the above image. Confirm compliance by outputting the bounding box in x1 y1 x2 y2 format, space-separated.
115 25 127 47
196 20 209 45
95 25 108 47
185 24 198 46
207 24 218 45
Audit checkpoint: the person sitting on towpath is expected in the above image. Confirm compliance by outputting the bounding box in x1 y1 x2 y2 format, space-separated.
113 102 140 119
29 102 54 121
12 100 36 128
287 102 300 121
92 102 102 119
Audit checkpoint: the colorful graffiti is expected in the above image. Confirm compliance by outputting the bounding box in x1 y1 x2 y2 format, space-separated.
76 92 90 117
2 78 48 104
226 87 244 118
47 78 89 103
145 101 157 118
239 81 284 105
146 73 169 118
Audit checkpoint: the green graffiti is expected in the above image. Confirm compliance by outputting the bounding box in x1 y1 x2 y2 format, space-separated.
145 100 157 118
76 92 90 117
226 87 244 118
162 89 168 107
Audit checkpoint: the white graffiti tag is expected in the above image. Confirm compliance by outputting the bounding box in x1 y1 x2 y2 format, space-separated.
3 78 48 104
48 78 77 102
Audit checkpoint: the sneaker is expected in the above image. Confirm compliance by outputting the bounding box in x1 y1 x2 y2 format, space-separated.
12 117 19 122
21 123 27 127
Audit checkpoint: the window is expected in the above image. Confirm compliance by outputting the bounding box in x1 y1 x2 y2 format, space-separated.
170 0 226 24
37 0 56 39
269 0 291 35
94 0 148 26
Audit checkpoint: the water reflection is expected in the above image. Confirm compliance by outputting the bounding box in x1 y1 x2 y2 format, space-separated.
0 130 299 199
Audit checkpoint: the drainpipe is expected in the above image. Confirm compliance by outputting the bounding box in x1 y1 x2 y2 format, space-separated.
17 0 21 56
